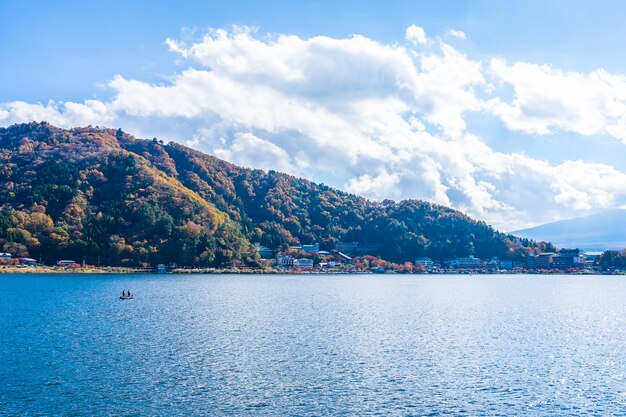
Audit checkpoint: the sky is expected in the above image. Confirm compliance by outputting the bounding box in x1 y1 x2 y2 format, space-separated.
3 0 626 231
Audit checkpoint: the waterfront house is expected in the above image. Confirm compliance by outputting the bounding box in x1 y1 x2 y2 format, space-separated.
499 260 514 270
57 260 78 267
485 257 500 269
276 253 295 268
415 257 434 270
19 258 37 266
583 252 602 269
535 253 554 269
0 252 12 259
294 258 314 268
447 256 483 269
551 249 582 270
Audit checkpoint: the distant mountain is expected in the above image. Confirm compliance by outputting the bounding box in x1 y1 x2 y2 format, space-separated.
0 122 540 266
512 209 626 251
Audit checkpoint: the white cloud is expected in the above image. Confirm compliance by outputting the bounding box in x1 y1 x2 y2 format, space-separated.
213 132 297 174
0 99 113 128
487 58 626 142
416 42 485 137
405 25 427 45
446 29 466 39
4 26 626 230
346 169 402 200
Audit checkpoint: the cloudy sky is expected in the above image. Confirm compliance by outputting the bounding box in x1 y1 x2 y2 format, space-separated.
3 0 626 231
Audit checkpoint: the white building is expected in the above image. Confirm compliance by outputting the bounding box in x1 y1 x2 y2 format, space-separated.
0 252 12 259
415 257 434 270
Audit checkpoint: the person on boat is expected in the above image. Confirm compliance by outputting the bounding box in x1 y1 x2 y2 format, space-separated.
122 290 126 298
127 289 132 297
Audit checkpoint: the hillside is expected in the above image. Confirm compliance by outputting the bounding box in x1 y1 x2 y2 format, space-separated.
0 122 539 266
512 209 626 251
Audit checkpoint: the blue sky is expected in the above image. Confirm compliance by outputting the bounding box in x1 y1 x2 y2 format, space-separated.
3 0 626 230
5 0 626 102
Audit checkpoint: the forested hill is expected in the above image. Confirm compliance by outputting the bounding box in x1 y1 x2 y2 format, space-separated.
0 122 539 266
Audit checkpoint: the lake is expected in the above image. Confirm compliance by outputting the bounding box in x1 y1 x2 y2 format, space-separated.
2 274 626 416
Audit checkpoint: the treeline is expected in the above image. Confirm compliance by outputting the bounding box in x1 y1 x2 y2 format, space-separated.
0 122 542 266
594 250 626 271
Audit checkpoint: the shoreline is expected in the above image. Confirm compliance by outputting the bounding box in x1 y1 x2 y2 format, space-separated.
0 266 620 275
0 266 145 274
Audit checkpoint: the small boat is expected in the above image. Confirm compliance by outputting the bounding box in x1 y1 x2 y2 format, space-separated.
120 290 134 300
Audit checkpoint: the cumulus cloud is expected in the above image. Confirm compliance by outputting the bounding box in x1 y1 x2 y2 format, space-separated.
446 29 466 39
4 25 626 230
0 99 114 127
405 25 427 44
486 58 626 142
346 169 402 200
212 132 297 174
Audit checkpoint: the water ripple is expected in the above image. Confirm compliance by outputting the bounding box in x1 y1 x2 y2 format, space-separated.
2 274 626 416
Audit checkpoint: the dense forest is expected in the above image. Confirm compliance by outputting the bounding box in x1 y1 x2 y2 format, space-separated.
0 122 541 266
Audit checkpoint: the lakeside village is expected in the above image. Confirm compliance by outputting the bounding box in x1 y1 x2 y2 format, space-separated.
0 241 621 274
261 244 608 274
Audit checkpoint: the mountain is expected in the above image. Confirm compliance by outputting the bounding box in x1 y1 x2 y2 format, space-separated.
512 209 626 251
0 122 540 266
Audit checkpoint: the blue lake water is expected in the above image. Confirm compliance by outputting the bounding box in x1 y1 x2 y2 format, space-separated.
2 274 626 416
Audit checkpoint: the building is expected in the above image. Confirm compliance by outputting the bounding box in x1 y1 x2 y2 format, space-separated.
0 252 11 259
294 258 314 268
583 252 603 269
276 253 295 268
535 253 554 269
499 260 513 270
253 243 273 259
336 242 379 254
19 258 37 266
301 243 320 254
57 260 78 267
485 257 500 269
583 252 603 262
446 256 483 269
415 257 434 270
551 249 582 270
289 243 320 253
526 255 536 269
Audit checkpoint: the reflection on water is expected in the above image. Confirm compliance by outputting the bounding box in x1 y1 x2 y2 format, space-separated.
2 274 626 416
